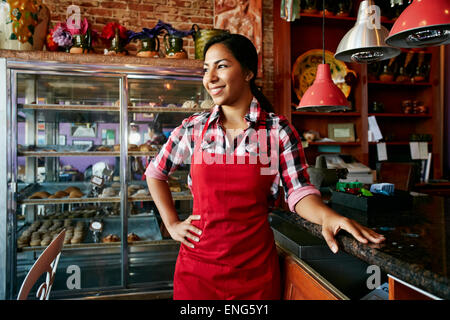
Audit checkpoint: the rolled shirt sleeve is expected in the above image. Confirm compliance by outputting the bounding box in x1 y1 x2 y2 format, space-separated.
145 115 197 181
277 116 321 212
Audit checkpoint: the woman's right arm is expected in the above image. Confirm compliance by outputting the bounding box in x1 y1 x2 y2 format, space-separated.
146 176 201 248
145 114 204 248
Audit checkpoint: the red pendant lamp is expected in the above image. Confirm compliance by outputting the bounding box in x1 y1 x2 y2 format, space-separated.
385 0 450 48
297 0 350 112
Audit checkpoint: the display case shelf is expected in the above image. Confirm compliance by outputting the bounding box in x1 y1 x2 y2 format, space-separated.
22 104 119 112
128 107 204 113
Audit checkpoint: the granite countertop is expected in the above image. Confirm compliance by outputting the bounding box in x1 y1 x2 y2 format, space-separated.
272 194 450 299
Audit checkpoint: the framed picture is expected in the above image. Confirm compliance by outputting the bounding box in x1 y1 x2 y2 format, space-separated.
58 135 66 146
73 140 94 148
328 123 355 142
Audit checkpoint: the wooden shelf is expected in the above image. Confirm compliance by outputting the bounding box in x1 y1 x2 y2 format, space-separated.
292 111 360 117
369 141 432 146
308 141 360 146
368 113 432 118
297 12 396 24
368 81 432 86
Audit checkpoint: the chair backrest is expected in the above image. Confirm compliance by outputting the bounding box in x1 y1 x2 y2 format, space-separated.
17 228 66 300
378 162 415 191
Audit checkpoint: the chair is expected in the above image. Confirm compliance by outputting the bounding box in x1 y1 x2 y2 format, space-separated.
17 228 66 300
378 162 416 191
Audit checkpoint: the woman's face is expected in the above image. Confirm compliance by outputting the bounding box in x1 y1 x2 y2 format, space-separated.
203 43 252 107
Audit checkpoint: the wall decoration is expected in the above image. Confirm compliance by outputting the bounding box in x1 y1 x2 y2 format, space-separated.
328 123 355 142
214 0 263 77
71 123 97 138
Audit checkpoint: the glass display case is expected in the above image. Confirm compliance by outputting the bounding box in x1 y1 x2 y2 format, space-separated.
0 54 208 299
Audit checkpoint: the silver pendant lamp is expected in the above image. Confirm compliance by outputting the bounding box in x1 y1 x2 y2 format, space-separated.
335 0 401 63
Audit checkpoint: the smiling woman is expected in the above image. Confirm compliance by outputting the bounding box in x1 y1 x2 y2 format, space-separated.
145 33 385 301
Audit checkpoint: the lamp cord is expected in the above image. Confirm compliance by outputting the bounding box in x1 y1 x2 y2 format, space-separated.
322 0 325 64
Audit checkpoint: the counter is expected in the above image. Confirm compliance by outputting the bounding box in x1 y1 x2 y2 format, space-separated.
271 193 450 299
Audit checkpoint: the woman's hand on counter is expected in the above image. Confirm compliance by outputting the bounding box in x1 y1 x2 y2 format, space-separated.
167 215 202 249
321 212 386 254
295 194 386 254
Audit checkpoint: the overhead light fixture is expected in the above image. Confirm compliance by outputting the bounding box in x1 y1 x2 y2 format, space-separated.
335 0 401 63
385 0 450 48
297 0 350 112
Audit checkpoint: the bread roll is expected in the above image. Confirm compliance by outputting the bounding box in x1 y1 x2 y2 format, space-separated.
139 144 151 152
64 186 82 194
128 144 139 151
69 190 83 198
29 191 51 199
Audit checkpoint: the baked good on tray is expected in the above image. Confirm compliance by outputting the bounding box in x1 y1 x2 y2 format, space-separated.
29 191 51 199
127 233 141 243
102 234 121 243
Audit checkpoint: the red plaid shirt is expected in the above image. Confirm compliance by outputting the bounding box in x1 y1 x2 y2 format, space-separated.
146 98 320 212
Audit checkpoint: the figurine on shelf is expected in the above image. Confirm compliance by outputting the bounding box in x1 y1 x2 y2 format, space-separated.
101 22 129 56
128 21 164 58
159 20 193 59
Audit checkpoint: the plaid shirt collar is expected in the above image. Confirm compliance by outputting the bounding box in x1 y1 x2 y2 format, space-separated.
207 97 261 128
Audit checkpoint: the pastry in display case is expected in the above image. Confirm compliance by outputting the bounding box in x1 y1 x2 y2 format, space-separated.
0 54 208 299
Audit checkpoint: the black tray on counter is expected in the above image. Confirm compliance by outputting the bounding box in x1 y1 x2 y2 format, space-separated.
330 190 413 212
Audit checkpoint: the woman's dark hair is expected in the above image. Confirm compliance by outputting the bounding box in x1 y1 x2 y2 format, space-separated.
203 33 274 113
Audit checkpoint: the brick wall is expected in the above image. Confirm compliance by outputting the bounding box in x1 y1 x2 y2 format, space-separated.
41 0 274 105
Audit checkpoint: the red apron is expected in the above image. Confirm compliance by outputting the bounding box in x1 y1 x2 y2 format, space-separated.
173 112 281 300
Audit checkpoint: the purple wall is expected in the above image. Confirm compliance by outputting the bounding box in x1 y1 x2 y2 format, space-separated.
17 122 152 174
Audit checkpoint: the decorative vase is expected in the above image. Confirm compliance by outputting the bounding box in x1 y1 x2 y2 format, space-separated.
69 34 84 54
136 36 159 58
164 34 187 59
32 2 49 50
105 28 127 56
0 0 39 50
191 23 229 59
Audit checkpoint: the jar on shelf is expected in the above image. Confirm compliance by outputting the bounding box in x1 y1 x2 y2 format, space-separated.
413 100 427 114
136 37 160 58
164 34 187 59
370 101 384 113
302 0 318 14
379 65 394 82
336 0 352 17
402 100 413 114
395 66 410 82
